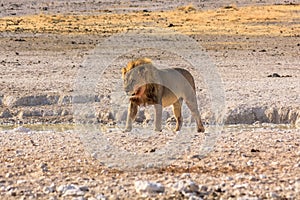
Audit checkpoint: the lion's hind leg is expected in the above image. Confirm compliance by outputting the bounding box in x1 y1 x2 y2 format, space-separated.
185 96 205 133
172 98 183 132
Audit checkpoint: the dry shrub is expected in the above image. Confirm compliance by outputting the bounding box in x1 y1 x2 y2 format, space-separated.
223 4 239 10
177 4 196 13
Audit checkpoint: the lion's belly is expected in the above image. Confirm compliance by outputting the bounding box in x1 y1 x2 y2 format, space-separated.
161 88 178 107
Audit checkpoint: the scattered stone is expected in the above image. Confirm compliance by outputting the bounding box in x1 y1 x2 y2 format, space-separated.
63 188 85 197
248 176 258 181
134 181 165 194
43 183 56 194
259 174 267 179
40 163 48 172
7 189 17 196
5 173 13 178
198 184 208 192
72 197 85 200
172 180 199 193
58 184 87 197
267 192 279 199
78 185 89 192
247 160 254 166
234 183 248 189
267 73 292 78
295 180 300 193
16 180 27 184
250 149 260 152
95 194 107 200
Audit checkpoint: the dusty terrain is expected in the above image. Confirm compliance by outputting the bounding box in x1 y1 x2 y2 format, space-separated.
0 0 299 199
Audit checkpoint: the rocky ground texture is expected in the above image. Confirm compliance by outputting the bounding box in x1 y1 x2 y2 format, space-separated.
0 0 299 199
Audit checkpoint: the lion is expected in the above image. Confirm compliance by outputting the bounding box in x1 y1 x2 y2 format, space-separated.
121 58 205 133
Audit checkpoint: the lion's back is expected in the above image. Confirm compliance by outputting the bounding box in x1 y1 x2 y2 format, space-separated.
161 67 196 91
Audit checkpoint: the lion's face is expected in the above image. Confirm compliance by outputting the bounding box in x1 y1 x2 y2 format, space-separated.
122 67 147 99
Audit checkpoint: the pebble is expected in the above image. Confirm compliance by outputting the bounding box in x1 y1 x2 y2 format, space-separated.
259 174 267 179
5 173 13 178
134 181 165 194
40 163 48 172
63 189 85 197
16 180 27 184
295 180 300 192
237 196 260 200
172 180 199 196
234 183 249 189
247 160 254 166
72 197 85 200
49 196 57 200
267 192 279 199
226 176 234 181
43 183 56 194
198 184 208 192
58 184 87 197
95 194 107 200
249 176 258 181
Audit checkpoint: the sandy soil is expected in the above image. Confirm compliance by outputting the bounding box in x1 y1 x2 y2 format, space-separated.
0 0 299 199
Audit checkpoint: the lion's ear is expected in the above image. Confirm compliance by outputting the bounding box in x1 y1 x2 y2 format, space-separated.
121 67 127 79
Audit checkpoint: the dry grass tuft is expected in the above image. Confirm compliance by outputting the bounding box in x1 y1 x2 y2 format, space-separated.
0 5 299 37
177 4 197 12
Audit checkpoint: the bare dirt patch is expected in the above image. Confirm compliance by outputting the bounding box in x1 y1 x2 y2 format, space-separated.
0 1 299 199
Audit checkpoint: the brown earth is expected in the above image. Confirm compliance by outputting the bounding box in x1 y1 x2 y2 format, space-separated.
0 1 299 199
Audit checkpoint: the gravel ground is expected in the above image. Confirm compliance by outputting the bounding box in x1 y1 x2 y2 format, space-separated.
0 126 299 199
0 0 299 199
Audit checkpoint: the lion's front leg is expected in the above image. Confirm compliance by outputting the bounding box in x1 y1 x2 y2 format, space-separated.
154 103 162 132
124 102 138 132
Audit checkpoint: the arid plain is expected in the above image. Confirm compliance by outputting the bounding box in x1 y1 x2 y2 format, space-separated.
0 0 299 199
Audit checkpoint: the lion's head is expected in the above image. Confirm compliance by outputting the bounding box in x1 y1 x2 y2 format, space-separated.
121 57 152 79
122 58 159 105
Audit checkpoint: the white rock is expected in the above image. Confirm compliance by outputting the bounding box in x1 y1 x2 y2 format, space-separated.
43 183 56 194
248 176 258 181
295 180 300 192
58 184 86 197
16 180 27 184
237 196 260 200
62 189 85 197
172 180 199 193
5 173 13 178
226 176 233 181
185 181 199 193
0 186 6 192
95 194 107 200
233 183 248 189
57 184 75 193
189 196 203 200
267 192 279 199
198 184 208 192
259 174 267 179
134 181 164 194
172 180 185 192
72 197 85 200
247 160 254 166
